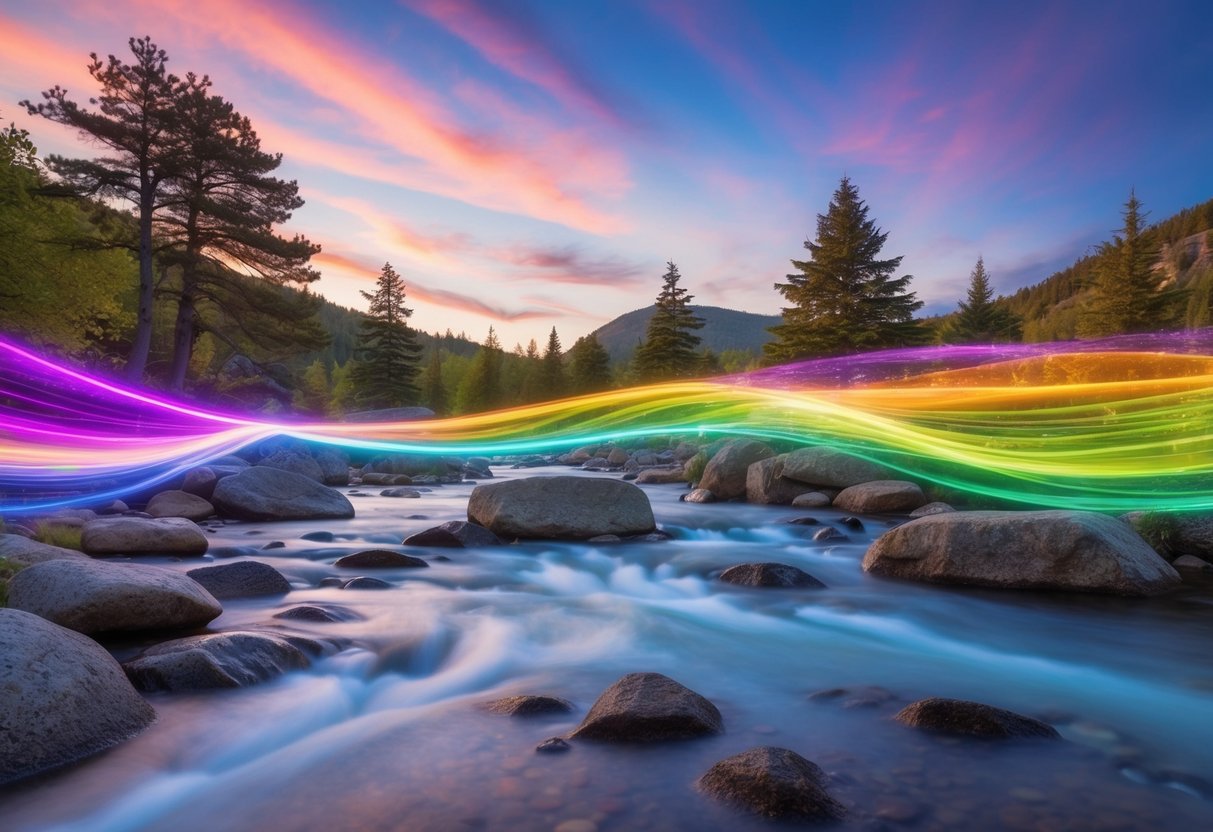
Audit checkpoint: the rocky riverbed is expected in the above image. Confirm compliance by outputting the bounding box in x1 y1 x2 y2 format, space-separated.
2 454 1213 831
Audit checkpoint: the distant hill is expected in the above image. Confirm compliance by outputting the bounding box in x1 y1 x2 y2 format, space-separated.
590 304 781 363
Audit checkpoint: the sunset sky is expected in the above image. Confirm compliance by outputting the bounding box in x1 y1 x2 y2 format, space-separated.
2 0 1210 347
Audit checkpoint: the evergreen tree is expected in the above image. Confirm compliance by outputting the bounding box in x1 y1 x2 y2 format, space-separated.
939 257 1022 343
540 326 565 399
421 349 448 415
517 337 542 403
23 37 198 381
292 358 329 414
765 176 924 362
632 261 705 380
349 263 422 407
328 360 356 416
456 327 503 413
1079 191 1184 337
569 334 612 394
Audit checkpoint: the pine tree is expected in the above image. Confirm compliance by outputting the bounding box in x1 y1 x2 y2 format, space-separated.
420 349 447 415
349 263 422 408
940 257 1022 343
23 37 198 382
292 358 329 414
569 334 612 394
765 176 924 362
456 327 503 413
632 261 705 381
1079 191 1184 337
539 327 565 399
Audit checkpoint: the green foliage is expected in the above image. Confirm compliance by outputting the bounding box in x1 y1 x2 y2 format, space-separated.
349 263 423 408
456 327 504 413
328 360 357 416
0 559 24 607
420 350 448 415
539 327 566 399
766 176 924 362
632 261 705 381
33 523 83 550
939 257 1022 344
684 450 708 485
292 358 329 415
569 334 612 394
1184 267 1213 328
1135 511 1179 558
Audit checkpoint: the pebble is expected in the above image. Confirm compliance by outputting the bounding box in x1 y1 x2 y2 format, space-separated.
536 737 571 754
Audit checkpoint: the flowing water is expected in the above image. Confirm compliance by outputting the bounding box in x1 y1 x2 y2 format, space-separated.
4 467 1213 831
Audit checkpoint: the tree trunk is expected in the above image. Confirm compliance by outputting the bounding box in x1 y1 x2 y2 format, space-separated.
167 286 195 392
125 178 156 383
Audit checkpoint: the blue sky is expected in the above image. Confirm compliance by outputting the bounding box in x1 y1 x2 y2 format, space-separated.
2 0 1211 346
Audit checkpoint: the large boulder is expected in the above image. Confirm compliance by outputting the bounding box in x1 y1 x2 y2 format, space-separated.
697 746 845 821
781 446 894 489
7 558 222 635
403 520 504 548
698 439 774 500
313 449 351 486
745 455 816 505
863 510 1180 596
123 631 312 692
146 490 216 522
256 450 325 482
719 562 825 589
0 609 155 786
832 480 926 514
0 533 88 567
894 698 1059 740
211 467 355 522
81 516 209 557
468 476 655 540
569 672 723 742
187 561 291 599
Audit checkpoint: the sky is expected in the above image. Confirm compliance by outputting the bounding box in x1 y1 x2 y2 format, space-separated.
2 0 1211 348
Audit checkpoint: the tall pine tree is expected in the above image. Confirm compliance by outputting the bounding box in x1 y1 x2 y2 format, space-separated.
349 263 422 408
632 261 705 381
765 176 923 362
420 349 447 415
456 327 503 413
939 257 1021 343
540 326 565 399
569 334 612 394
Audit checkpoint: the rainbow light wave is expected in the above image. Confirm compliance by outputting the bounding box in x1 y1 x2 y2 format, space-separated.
3 332 1213 514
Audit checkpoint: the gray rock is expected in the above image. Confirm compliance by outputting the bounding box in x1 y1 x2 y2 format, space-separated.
699 439 774 499
7 558 222 635
257 450 325 482
719 562 825 588
1173 554 1213 571
832 480 926 514
187 561 291 599
123 631 311 692
272 605 361 623
894 697 1060 739
403 520 504 548
781 446 894 488
745 455 816 505
380 487 422 498
581 456 610 470
97 499 129 515
0 533 88 567
313 449 351 486
863 510 1181 596
791 491 832 508
334 549 428 569
0 609 155 786
181 466 221 500
910 501 956 518
672 442 700 460
468 476 655 540
813 526 846 542
486 695 574 716
684 488 716 503
342 576 392 590
569 672 723 742
146 490 215 522
634 466 687 485
606 447 630 466
81 516 209 557
212 467 355 522
697 746 845 821
536 737 571 754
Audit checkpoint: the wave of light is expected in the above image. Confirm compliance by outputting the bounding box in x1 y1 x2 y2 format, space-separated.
2 332 1213 514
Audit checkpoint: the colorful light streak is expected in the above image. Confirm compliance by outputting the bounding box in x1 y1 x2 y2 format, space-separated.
3 333 1213 514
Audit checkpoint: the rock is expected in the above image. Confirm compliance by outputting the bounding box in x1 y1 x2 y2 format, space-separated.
7 557 221 635
863 510 1181 596
256 450 325 482
606 447 630 466
358 472 393 485
272 605 361 623
781 446 894 488
910 501 956 518
684 488 716 504
813 527 845 542
1173 554 1213 571
699 439 774 499
791 491 832 508
211 467 355 522
334 549 428 569
832 480 927 514
146 490 216 522
403 520 504 548
80 516 209 557
719 562 826 588
186 561 291 599
569 672 723 742
746 456 816 505
468 477 656 540
207 455 252 468
123 631 311 692
536 737 571 754
97 499 130 515
313 449 350 486
380 488 422 498
894 698 1060 739
673 442 700 460
783 516 819 526
581 456 610 471
634 466 686 485
343 406 435 422
0 533 88 567
486 695 574 716
808 685 897 709
839 516 864 530
0 609 155 786
343 576 392 590
182 467 219 500
301 531 335 542
697 746 845 821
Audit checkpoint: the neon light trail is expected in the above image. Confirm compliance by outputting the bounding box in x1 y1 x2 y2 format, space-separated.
2 332 1213 514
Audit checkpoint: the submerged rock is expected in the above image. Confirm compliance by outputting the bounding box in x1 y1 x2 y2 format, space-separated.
684 488 716 503
0 609 155 786
894 697 1060 740
124 631 312 692
719 562 826 588
863 510 1181 596
212 467 355 522
536 737 571 754
468 476 655 540
334 549 428 569
697 746 845 821
343 576 392 590
81 516 209 556
272 604 362 623
486 695 574 717
832 480 926 514
699 439 774 499
187 561 291 599
404 520 504 548
569 672 723 742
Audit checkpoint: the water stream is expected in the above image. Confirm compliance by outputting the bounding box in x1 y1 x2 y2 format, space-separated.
4 467 1213 831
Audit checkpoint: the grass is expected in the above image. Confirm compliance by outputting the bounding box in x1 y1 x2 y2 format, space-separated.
1135 511 1180 558
33 523 83 551
0 559 24 607
684 450 708 486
